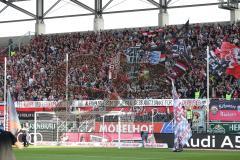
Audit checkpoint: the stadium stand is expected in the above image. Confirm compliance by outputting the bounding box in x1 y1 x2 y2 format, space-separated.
0 22 240 101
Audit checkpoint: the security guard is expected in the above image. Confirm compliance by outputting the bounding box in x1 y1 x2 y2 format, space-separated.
226 92 232 101
140 131 148 148
21 122 29 147
186 107 193 128
195 89 200 99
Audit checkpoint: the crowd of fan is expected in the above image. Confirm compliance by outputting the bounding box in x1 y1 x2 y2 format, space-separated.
0 22 240 101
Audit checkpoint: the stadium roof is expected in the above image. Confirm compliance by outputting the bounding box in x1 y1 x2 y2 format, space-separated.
0 0 235 23
0 0 237 36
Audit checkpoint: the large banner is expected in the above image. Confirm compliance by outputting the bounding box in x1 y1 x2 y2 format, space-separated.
125 47 166 64
208 123 240 134
154 133 240 149
72 99 206 107
64 132 156 143
209 99 240 121
94 122 173 134
18 112 34 120
14 101 58 108
0 99 206 109
192 110 205 128
125 47 142 63
109 52 120 79
0 106 52 113
16 121 174 134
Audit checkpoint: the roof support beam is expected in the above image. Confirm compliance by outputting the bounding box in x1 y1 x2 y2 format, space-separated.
103 7 158 14
159 0 167 12
45 13 94 19
102 0 114 11
167 3 224 9
36 0 44 22
0 0 35 18
0 18 35 23
95 0 102 15
36 0 45 34
167 0 172 5
43 0 62 17
146 0 160 7
0 5 8 14
70 0 95 13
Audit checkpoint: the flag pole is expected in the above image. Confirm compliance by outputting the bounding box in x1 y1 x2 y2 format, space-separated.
66 52 69 101
65 52 69 133
3 57 7 131
206 46 210 131
118 115 121 149
171 79 178 151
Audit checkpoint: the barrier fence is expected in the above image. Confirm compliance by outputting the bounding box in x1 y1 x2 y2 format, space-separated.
1 98 240 148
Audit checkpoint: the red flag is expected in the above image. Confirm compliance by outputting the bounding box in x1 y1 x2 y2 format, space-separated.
226 65 240 79
215 42 240 79
218 42 236 59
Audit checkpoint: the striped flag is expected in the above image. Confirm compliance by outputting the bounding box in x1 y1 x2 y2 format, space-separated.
174 61 187 72
171 80 192 151
7 90 21 135
160 54 166 62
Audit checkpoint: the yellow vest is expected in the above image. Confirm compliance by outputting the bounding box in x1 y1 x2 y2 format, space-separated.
226 94 231 100
186 110 193 119
10 51 16 56
195 91 200 99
